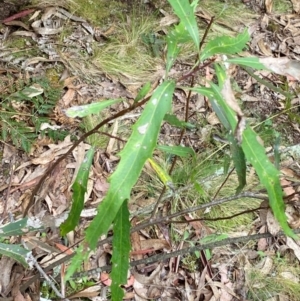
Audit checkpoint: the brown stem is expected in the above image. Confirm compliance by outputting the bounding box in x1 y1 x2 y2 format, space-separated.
23 95 151 216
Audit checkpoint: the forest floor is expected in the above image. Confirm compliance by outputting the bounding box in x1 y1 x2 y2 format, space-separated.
1 0 300 300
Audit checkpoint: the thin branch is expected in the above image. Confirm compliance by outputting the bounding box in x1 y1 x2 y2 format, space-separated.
48 228 300 284
23 94 153 216
20 191 268 292
199 16 215 51
95 131 127 143
134 192 268 232
212 167 235 200
2 155 15 220
171 205 267 223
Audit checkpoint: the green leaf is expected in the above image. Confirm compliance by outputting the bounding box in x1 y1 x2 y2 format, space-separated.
148 157 174 189
111 201 131 301
166 36 180 74
85 80 175 249
191 85 235 130
157 145 195 158
200 29 250 61
164 113 195 129
64 99 122 118
65 245 89 281
168 21 193 43
199 233 228 244
0 217 44 237
214 63 227 88
225 57 266 69
10 84 44 99
60 147 95 236
135 82 151 103
168 0 200 50
227 133 246 193
0 243 31 267
193 81 295 239
241 127 297 239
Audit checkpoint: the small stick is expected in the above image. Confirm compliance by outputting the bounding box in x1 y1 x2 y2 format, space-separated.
22 241 69 300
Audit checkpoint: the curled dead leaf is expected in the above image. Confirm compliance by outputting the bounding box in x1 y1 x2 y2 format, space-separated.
260 57 300 81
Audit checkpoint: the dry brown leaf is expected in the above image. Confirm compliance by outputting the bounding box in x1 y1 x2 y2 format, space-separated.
218 264 233 301
257 226 268 251
13 290 25 301
0 256 15 294
94 178 109 193
61 88 76 106
280 271 299 283
184 277 195 301
256 256 273 275
266 209 281 235
240 94 259 102
133 278 148 300
278 295 290 301
31 136 73 165
206 112 220 125
131 217 143 262
221 77 246 143
140 239 170 252
281 178 296 198
291 0 300 13
3 20 30 31
205 274 220 300
265 0 273 13
106 119 119 155
257 38 273 56
31 19 63 35
286 237 300 261
259 57 300 81
69 285 101 299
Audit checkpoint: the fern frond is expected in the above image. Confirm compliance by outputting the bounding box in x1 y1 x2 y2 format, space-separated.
0 77 64 152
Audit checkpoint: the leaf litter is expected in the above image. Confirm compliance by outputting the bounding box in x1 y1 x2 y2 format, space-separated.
0 0 300 300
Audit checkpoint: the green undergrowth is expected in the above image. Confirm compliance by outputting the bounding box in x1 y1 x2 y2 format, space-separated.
0 77 67 152
175 156 260 232
273 0 293 13
91 10 163 84
247 257 300 300
136 147 261 233
41 278 95 300
82 113 109 149
31 0 127 26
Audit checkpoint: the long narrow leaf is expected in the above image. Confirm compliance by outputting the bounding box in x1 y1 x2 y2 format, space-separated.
166 36 180 74
168 0 200 51
60 147 95 236
194 83 295 239
225 57 265 69
227 133 246 193
64 99 122 118
157 145 195 158
85 80 175 249
134 82 151 103
0 217 44 237
0 243 31 267
200 29 249 61
242 127 297 239
111 201 130 301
